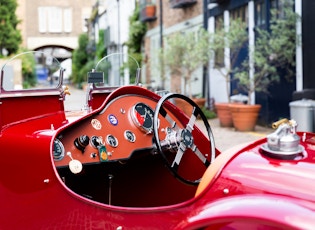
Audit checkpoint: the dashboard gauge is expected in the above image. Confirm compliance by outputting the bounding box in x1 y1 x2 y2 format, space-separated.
124 130 136 143
131 102 154 133
53 139 65 161
90 136 103 148
106 134 118 147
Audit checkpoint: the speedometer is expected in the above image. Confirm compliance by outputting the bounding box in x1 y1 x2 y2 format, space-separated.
131 102 154 134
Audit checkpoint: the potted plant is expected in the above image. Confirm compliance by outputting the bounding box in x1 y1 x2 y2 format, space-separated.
159 29 212 112
231 0 299 131
210 19 248 127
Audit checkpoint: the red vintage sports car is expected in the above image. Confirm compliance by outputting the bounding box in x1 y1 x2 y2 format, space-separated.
0 51 315 229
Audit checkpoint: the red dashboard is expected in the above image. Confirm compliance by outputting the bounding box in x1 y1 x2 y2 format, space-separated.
54 95 185 167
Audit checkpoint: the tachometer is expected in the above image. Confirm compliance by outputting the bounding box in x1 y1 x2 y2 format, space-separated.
131 102 154 133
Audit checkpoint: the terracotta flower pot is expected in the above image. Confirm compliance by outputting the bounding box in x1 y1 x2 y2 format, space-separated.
229 104 261 131
145 5 156 18
174 98 206 115
193 98 206 108
214 103 233 127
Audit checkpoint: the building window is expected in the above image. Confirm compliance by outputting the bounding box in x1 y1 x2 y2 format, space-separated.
48 7 62 33
271 0 286 19
230 5 248 25
64 8 72 33
255 1 266 27
38 7 72 33
38 7 47 33
270 0 278 9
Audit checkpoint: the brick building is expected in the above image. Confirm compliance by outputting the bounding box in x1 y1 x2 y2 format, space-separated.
16 0 93 53
140 0 205 96
141 0 309 125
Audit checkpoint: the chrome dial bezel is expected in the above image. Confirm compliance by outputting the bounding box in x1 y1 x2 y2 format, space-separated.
124 130 136 143
106 134 118 147
53 139 65 161
131 102 154 134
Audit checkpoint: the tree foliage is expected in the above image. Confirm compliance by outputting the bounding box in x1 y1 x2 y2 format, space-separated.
125 3 146 83
72 33 95 84
160 20 248 98
161 29 212 97
0 0 21 56
96 29 106 60
17 48 37 88
72 29 111 85
126 4 146 54
235 0 299 104
210 19 248 102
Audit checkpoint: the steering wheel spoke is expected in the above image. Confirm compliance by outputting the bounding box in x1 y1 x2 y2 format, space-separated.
171 142 187 171
165 113 178 129
185 108 197 132
190 144 210 167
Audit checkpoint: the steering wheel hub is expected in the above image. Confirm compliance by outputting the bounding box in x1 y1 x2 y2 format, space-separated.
181 129 194 148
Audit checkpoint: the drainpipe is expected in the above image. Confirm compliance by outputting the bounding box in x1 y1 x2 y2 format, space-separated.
117 0 121 69
248 1 255 104
295 0 303 91
159 0 163 49
159 0 165 89
203 0 210 108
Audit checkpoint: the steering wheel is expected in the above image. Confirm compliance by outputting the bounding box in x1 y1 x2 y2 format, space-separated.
153 93 216 185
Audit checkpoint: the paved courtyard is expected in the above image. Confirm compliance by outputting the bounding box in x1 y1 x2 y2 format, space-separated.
205 118 273 152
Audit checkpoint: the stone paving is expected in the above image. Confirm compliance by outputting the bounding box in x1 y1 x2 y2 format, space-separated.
204 118 273 152
64 85 87 111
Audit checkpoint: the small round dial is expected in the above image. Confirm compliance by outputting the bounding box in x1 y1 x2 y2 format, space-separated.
106 134 118 147
131 102 154 133
124 130 136 143
90 136 103 148
53 139 65 161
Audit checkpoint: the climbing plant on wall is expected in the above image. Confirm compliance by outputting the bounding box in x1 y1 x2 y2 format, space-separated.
125 3 147 83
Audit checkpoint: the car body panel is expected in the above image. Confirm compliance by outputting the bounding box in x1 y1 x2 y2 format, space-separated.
1 52 315 229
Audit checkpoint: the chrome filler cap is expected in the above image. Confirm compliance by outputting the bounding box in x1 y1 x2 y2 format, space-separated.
261 119 304 159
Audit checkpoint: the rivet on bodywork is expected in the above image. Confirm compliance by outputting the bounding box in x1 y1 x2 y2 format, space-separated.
223 188 229 195
44 179 50 184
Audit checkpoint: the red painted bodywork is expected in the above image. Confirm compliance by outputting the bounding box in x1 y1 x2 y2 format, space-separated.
1 72 315 229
